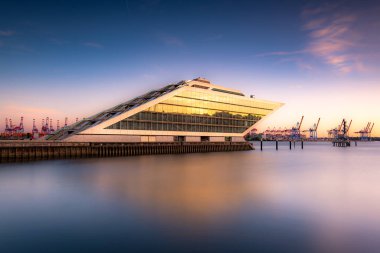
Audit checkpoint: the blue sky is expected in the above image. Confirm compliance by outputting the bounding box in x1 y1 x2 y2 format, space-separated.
1 0 380 135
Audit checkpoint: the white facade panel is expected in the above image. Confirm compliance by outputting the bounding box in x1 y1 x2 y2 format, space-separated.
186 136 200 142
210 137 225 142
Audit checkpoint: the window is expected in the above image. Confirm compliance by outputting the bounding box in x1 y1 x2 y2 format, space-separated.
201 136 210 142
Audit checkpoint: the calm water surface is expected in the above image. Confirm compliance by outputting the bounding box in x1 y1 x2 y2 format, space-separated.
1 142 380 253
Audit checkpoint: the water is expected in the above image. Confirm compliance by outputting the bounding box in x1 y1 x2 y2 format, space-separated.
1 142 380 253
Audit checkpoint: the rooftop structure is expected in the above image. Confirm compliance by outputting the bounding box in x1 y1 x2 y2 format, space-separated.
48 78 283 142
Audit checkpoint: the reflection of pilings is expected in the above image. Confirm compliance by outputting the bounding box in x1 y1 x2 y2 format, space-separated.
0 141 253 163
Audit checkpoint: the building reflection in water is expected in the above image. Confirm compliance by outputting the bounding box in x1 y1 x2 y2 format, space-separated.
83 153 272 224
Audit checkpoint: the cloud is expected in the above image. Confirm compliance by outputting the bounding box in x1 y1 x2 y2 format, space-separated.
259 2 380 74
157 33 184 47
0 30 15 36
82 42 103 48
304 9 361 74
256 50 307 57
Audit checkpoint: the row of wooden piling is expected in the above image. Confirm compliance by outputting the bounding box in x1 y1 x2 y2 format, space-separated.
0 141 253 162
260 140 304 150
332 141 351 147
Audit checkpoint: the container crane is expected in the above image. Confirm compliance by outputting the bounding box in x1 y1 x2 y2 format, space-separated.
4 118 10 133
49 118 55 133
291 115 304 140
303 118 320 139
355 122 374 141
32 119 39 139
346 120 352 135
41 118 48 135
328 119 351 139
369 123 375 138
13 116 24 133
9 119 14 134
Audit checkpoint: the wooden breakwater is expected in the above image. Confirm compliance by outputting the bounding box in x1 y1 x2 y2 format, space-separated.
0 141 253 163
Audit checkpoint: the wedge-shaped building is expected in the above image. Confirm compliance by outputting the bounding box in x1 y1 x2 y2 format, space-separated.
48 78 283 142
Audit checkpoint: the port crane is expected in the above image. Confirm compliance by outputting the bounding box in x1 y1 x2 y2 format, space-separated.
328 119 352 139
303 118 320 139
355 122 374 141
291 115 304 140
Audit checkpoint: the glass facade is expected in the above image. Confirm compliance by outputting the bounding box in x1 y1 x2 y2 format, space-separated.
106 90 277 133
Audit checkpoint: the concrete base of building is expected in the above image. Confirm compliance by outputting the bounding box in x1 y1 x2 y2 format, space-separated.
0 141 254 163
62 134 247 143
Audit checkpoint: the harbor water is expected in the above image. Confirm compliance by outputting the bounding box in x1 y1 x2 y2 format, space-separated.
1 142 380 252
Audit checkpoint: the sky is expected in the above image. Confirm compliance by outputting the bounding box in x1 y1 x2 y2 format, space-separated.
1 0 380 136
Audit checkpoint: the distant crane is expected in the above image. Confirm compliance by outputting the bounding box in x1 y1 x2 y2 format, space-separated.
355 122 375 141
291 115 304 140
49 118 55 133
13 116 24 133
328 119 352 139
346 119 352 135
32 119 39 139
4 118 11 133
41 117 49 135
303 118 320 139
9 118 14 133
32 119 39 134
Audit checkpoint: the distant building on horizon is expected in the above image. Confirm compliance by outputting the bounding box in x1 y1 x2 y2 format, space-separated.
47 78 283 142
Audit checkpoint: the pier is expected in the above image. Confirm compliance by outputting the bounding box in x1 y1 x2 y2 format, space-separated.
332 140 351 147
0 141 253 163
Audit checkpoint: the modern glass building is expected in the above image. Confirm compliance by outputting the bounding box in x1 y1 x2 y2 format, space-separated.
49 78 283 142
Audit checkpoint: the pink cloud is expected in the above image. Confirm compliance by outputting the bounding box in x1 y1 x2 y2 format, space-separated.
303 18 327 30
259 3 380 74
304 12 362 73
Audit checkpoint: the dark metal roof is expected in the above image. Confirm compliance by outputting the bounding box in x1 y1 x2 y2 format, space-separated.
47 80 186 140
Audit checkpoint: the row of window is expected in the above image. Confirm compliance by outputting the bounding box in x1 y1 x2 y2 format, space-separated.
146 103 262 120
180 90 279 110
127 112 258 125
163 96 271 116
106 120 249 133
